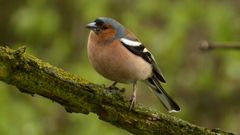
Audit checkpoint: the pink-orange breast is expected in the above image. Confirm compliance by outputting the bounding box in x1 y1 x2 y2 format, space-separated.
87 31 152 83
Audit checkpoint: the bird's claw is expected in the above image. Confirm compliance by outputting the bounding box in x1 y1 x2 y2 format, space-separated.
129 95 136 111
108 81 118 90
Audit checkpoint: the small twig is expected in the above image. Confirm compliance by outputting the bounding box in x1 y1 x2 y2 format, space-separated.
199 40 240 51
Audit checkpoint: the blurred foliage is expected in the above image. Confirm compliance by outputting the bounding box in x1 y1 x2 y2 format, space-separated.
0 0 240 134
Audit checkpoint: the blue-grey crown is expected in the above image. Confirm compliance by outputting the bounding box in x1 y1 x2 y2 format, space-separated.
96 17 125 38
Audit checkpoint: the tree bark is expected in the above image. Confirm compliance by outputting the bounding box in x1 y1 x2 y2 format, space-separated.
0 46 235 135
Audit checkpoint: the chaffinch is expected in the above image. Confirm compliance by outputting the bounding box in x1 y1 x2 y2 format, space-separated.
86 17 180 112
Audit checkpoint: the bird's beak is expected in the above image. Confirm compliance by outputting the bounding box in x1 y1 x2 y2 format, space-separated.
85 22 97 30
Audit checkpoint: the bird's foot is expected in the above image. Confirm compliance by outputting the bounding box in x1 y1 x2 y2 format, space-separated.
107 81 125 93
129 94 136 111
108 81 118 90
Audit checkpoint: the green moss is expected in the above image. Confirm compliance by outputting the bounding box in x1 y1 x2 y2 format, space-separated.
0 63 8 80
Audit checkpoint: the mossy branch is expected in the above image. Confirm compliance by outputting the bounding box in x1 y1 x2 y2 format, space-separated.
0 46 234 135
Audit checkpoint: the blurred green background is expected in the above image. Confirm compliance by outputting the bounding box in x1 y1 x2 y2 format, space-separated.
1 0 240 134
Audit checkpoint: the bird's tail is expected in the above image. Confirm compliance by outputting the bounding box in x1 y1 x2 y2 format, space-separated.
146 76 180 112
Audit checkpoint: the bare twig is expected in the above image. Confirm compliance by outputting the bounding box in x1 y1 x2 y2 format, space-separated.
199 40 240 51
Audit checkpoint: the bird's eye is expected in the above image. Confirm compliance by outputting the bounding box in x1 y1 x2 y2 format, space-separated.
102 26 108 30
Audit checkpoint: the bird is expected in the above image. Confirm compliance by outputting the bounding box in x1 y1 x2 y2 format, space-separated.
85 17 180 112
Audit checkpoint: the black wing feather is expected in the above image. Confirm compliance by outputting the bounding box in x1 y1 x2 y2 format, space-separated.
120 39 166 83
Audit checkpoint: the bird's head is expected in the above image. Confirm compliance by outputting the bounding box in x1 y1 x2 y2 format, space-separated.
86 17 125 40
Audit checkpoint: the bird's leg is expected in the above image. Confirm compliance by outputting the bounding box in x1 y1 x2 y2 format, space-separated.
108 81 118 89
107 81 125 93
129 81 137 111
111 81 118 87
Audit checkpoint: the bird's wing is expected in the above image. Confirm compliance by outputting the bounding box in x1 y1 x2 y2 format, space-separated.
120 37 166 83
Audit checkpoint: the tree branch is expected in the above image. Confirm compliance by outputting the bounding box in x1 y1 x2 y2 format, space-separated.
0 46 234 135
199 40 240 51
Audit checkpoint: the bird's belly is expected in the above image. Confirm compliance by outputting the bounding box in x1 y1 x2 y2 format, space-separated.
88 42 152 83
94 58 152 83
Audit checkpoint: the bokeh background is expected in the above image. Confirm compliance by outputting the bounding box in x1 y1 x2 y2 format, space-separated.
1 0 240 134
